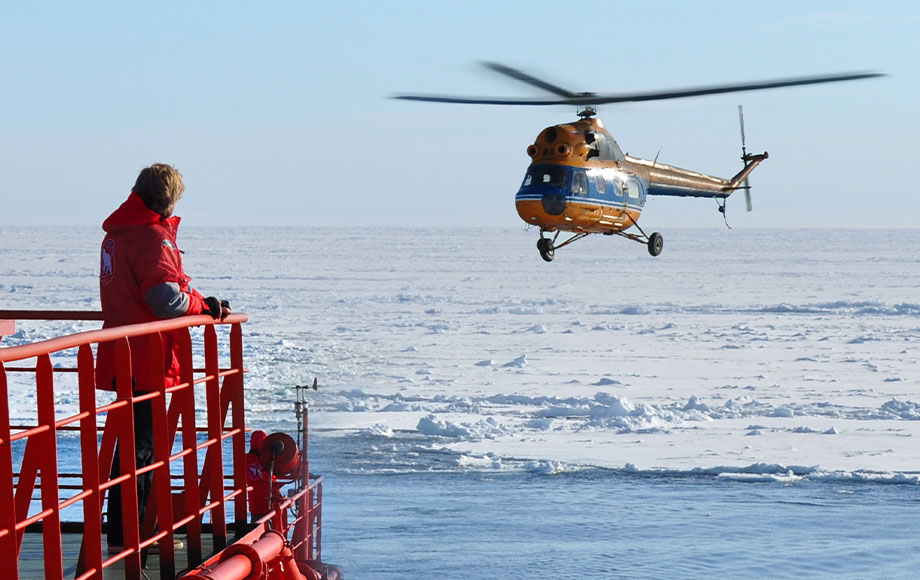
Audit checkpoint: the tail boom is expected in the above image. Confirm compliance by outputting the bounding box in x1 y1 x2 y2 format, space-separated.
723 152 768 193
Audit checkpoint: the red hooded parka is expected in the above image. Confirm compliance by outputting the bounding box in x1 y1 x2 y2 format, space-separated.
95 192 210 391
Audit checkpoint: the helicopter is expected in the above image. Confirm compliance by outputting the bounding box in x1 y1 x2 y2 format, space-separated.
396 63 882 261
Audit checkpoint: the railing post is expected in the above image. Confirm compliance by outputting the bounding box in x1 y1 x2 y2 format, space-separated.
294 401 311 562
303 486 314 561
315 482 323 562
204 324 227 551
77 344 103 579
229 322 247 538
177 328 203 567
0 363 20 580
113 337 143 579
36 354 64 579
292 473 308 561
147 333 176 578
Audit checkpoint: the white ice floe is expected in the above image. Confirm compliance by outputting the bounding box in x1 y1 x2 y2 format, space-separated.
362 423 395 438
501 355 527 368
417 414 509 440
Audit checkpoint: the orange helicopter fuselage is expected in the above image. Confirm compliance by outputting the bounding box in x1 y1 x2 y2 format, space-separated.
515 116 758 234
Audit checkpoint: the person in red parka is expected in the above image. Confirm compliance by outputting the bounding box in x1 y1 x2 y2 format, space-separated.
97 163 231 553
246 430 274 522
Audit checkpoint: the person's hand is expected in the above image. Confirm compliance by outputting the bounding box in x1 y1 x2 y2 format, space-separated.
219 299 232 320
202 296 222 319
202 297 231 320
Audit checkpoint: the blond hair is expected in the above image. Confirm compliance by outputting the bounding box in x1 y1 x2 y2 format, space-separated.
133 163 185 217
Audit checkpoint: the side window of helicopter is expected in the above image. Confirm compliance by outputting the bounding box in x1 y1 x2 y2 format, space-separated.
594 173 606 195
572 171 588 196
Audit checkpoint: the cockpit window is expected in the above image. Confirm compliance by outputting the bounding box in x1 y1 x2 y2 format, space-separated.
526 165 568 188
591 131 625 162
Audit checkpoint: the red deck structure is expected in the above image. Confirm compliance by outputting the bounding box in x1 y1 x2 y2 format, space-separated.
0 310 339 580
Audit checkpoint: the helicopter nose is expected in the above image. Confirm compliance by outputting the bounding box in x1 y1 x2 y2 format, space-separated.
541 192 566 216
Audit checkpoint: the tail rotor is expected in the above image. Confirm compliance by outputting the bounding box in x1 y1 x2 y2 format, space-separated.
738 105 753 212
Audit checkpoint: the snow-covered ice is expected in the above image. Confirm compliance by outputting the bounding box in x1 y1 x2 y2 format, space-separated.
4 225 920 484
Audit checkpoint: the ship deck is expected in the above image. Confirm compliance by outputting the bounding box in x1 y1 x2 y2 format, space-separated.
19 528 225 579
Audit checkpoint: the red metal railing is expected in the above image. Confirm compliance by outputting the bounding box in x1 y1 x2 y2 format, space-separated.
0 311 328 580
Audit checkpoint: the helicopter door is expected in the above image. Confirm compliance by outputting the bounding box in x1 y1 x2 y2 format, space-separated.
624 174 641 206
614 176 629 210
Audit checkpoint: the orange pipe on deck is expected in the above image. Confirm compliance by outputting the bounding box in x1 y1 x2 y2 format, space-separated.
183 529 287 580
275 546 315 580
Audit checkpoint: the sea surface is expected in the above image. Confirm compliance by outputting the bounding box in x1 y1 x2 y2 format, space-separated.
3 225 920 578
312 434 919 580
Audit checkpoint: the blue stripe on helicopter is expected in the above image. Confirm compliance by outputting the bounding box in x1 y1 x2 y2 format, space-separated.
567 199 644 213
646 183 730 198
515 193 642 213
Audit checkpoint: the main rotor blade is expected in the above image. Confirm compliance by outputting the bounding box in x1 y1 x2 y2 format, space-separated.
395 71 884 107
393 94 584 105
594 72 885 105
480 61 580 98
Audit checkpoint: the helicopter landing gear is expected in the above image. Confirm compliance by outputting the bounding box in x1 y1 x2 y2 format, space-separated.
536 230 588 262
609 228 663 256
534 227 660 261
619 212 663 257
647 232 663 256
537 237 555 262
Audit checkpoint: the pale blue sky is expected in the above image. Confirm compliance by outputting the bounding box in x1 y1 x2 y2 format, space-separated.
1 1 916 228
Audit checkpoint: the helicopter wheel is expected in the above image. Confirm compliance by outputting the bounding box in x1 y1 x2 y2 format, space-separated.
647 232 663 257
537 238 555 262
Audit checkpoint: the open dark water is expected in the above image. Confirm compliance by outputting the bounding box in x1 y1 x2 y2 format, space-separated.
19 402 920 579
30 424 918 579
311 434 920 580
